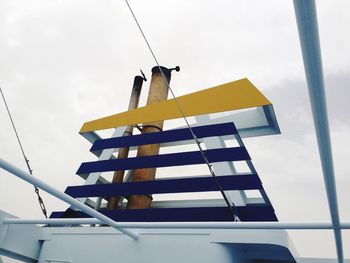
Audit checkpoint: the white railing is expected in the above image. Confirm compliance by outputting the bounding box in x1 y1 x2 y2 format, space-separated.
2 218 350 230
0 158 138 240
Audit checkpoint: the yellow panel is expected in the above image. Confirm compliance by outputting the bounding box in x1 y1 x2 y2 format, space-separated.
80 78 271 133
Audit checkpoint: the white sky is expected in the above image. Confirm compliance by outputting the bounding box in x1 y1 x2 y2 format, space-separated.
0 0 349 260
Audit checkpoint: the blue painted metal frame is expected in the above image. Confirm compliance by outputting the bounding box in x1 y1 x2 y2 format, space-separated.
56 121 278 223
65 174 262 198
90 122 237 151
50 205 277 222
76 147 250 175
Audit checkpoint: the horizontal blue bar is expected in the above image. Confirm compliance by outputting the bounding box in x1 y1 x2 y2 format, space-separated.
65 174 262 198
76 147 250 175
90 122 237 151
50 205 277 222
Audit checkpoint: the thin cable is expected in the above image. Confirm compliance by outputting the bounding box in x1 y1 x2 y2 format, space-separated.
124 0 238 221
0 87 48 218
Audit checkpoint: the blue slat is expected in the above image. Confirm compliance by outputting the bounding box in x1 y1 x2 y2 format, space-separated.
65 174 262 198
76 147 250 175
50 205 278 222
90 122 237 151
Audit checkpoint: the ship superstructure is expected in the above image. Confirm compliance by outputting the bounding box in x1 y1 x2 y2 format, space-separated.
0 1 348 262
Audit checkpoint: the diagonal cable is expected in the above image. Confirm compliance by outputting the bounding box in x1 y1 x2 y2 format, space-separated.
0 86 48 218
124 0 238 221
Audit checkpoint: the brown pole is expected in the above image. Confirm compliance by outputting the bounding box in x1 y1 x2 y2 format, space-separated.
127 66 173 209
107 75 144 210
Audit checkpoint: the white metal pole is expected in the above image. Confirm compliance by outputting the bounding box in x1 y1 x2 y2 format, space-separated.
0 158 138 240
293 1 343 262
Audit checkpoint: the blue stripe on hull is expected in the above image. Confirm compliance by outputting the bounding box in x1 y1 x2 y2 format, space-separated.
50 205 277 222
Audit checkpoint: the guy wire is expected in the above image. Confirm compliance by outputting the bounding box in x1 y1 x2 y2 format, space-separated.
124 0 238 221
0 87 48 218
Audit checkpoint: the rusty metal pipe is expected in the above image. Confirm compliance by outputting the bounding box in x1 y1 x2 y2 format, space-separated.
127 66 172 209
107 75 144 210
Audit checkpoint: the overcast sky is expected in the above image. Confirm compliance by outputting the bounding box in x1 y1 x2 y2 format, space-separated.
0 0 349 260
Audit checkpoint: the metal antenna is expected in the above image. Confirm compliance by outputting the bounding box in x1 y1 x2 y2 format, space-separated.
0 86 48 218
140 69 147 81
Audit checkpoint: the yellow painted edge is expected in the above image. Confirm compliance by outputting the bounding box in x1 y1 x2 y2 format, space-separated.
80 78 271 133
